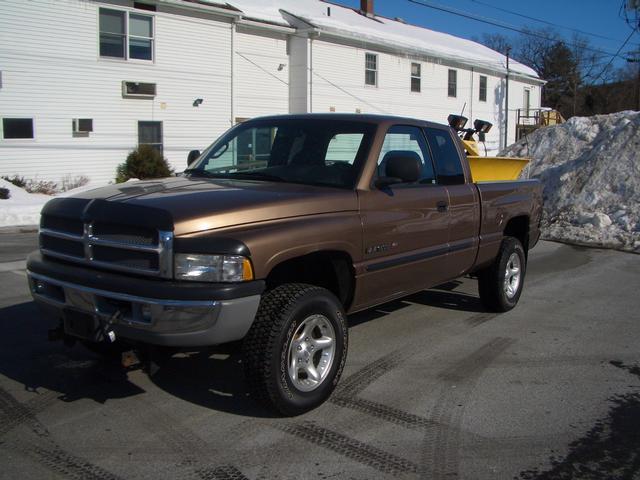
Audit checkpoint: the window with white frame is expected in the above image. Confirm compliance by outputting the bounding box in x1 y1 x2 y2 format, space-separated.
365 53 378 86
99 8 154 61
411 63 421 92
479 75 487 102
448 69 457 98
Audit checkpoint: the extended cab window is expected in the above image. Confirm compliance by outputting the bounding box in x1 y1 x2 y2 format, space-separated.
378 125 436 184
423 127 465 185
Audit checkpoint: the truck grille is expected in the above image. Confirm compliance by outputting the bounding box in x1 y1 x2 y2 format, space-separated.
39 216 173 278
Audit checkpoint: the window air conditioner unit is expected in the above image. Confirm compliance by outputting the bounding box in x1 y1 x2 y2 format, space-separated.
122 81 157 99
72 118 93 133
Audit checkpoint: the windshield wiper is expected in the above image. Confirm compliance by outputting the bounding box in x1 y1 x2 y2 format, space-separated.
184 169 284 182
229 171 285 182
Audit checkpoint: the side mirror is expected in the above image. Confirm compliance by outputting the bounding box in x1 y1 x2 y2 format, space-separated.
375 176 403 188
385 155 421 183
187 149 200 166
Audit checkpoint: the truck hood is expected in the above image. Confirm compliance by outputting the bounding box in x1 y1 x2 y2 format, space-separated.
66 176 358 235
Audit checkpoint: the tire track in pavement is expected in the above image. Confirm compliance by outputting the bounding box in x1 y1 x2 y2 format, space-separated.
1 381 252 480
279 422 420 476
197 465 251 480
420 336 515 480
333 348 410 399
0 387 60 437
128 398 253 479
0 385 125 480
331 396 439 431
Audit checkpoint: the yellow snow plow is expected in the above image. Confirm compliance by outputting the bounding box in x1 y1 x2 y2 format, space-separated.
448 115 530 182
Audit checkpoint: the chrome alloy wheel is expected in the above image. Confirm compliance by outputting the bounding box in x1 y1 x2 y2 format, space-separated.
503 252 522 299
287 314 336 392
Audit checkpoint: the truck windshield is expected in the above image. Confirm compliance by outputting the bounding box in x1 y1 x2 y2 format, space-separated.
185 119 376 189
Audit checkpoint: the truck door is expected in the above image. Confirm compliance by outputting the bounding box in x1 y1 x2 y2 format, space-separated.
357 125 451 308
423 127 480 278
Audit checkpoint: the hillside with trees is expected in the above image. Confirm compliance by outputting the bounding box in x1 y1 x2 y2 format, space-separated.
475 27 639 119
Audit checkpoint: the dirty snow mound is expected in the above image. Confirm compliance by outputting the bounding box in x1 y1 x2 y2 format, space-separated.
503 111 640 253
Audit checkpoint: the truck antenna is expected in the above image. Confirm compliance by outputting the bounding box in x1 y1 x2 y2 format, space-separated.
460 102 467 116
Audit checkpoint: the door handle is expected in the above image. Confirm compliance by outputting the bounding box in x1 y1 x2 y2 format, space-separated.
436 201 448 213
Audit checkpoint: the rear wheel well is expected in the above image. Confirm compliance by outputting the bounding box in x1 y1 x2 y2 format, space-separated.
265 251 355 309
504 216 529 253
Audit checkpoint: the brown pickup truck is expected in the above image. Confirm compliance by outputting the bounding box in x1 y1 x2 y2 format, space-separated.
27 114 542 415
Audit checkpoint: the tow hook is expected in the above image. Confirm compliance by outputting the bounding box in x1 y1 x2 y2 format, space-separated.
102 310 121 343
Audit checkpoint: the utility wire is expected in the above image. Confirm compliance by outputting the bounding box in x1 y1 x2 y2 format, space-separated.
470 0 624 43
591 27 638 83
407 0 629 60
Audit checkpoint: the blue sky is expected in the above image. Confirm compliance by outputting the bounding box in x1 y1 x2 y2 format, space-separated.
334 0 639 73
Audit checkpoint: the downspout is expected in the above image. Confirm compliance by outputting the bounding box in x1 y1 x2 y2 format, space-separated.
469 67 474 122
230 21 236 126
504 47 510 150
309 37 314 113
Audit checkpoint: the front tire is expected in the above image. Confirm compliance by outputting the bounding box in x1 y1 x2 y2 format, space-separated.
242 283 348 416
478 237 526 312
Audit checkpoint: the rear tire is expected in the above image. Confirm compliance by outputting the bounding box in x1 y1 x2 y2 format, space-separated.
478 237 526 312
242 283 348 416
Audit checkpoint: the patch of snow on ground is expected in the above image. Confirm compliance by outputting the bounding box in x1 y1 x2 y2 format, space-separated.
503 111 640 253
0 178 107 227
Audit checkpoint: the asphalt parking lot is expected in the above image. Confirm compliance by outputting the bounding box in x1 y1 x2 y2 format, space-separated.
0 230 639 480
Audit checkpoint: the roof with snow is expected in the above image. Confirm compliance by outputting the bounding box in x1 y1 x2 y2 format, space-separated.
198 0 539 79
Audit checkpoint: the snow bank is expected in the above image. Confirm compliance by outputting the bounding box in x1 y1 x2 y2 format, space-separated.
503 111 640 253
0 178 106 228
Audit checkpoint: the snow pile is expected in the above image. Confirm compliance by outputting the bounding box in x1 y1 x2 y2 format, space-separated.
503 111 640 253
0 178 106 228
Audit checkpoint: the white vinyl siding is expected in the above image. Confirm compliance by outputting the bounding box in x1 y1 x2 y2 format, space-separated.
234 29 289 119
0 0 232 182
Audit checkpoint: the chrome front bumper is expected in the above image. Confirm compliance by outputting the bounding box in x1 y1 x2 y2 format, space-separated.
27 271 261 347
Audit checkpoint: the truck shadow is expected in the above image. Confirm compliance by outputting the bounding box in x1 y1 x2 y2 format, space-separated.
0 301 145 405
0 282 487 418
349 280 485 326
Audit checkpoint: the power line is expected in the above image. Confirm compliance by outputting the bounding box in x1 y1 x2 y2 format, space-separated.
407 0 629 60
470 0 624 43
591 27 638 83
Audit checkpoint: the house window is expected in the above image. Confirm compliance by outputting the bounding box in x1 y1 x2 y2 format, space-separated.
138 121 163 154
99 8 153 61
411 63 421 92
479 75 487 102
2 118 34 139
448 69 457 98
365 53 377 86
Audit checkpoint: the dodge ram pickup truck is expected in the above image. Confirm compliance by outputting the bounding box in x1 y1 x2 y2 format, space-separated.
27 114 542 415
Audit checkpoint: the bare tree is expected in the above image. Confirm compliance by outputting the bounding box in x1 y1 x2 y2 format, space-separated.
474 32 513 55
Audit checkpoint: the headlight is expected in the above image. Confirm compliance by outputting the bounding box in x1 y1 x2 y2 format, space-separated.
174 254 254 282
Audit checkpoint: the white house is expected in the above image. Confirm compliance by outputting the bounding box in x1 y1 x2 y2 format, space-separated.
0 0 542 184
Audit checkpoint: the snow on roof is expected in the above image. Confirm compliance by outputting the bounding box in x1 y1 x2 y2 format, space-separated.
217 0 538 79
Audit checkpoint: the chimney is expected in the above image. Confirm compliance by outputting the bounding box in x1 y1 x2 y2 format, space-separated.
360 0 374 17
